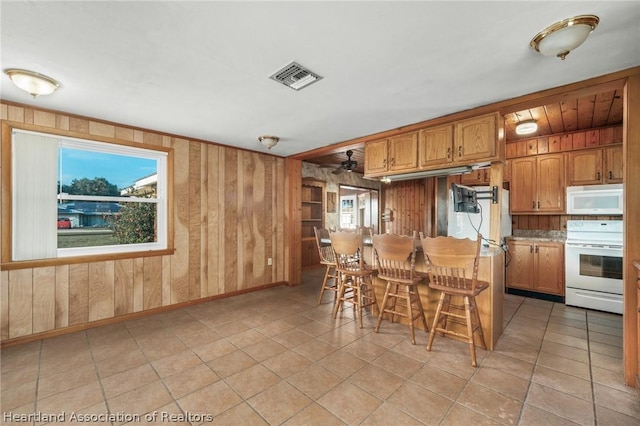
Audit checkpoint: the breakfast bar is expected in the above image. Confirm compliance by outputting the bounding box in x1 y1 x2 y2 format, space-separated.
351 239 505 350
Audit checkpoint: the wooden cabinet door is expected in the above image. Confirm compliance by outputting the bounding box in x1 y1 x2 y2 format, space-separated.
454 113 496 162
568 150 603 185
533 242 564 295
510 157 537 213
301 240 320 267
536 154 565 213
460 169 489 185
506 240 535 290
418 124 453 167
388 132 418 172
604 146 623 183
364 139 388 175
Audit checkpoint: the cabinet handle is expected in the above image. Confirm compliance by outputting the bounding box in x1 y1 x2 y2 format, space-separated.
446 147 451 160
537 201 541 209
390 157 395 166
383 158 386 167
535 245 539 254
532 201 536 209
530 245 533 253
596 171 601 181
609 171 613 180
457 145 462 157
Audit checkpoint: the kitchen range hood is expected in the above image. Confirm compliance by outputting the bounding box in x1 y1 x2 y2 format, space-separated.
380 165 472 182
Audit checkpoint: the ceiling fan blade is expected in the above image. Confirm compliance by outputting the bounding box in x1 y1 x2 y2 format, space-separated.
332 167 345 175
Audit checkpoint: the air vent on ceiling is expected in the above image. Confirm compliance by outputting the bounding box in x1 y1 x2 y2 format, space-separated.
269 62 322 91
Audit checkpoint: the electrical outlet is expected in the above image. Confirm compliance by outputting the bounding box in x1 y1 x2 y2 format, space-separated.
267 257 273 266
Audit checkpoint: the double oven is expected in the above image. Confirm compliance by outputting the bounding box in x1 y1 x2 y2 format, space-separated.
565 220 623 314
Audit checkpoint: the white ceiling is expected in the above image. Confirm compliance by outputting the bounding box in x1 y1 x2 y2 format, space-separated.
2 1 639 157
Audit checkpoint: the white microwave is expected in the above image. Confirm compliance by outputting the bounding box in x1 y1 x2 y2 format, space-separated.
566 184 623 215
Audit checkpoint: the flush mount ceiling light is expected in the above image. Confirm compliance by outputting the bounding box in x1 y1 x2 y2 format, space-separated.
258 135 279 150
530 15 599 60
4 68 60 98
515 120 538 135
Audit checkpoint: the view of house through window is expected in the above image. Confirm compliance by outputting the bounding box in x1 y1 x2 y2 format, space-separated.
58 147 158 248
11 129 168 261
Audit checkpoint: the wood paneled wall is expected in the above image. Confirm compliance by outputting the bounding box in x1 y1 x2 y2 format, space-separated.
381 179 434 236
0 102 290 343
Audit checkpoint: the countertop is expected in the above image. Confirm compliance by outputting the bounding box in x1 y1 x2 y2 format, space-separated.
480 246 504 257
506 230 566 243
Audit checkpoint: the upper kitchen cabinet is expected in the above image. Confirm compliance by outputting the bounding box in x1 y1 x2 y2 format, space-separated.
364 132 419 176
511 153 565 214
460 168 490 185
419 112 499 167
364 112 501 178
364 139 389 175
388 132 419 172
604 146 623 183
567 146 623 185
454 113 497 162
418 124 454 167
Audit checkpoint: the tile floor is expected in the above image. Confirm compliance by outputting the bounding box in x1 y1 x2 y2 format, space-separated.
1 267 639 425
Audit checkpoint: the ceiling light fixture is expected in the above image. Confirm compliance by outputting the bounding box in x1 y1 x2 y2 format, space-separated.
530 15 599 60
4 68 60 98
515 120 538 135
258 135 279 150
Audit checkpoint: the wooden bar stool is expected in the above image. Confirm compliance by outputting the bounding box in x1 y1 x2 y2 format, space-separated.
420 233 488 367
329 230 377 328
372 231 428 344
313 227 338 304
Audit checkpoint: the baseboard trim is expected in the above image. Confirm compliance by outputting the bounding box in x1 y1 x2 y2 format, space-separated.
1 281 286 348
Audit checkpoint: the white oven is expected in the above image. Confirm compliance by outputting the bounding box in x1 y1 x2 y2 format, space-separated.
565 220 623 314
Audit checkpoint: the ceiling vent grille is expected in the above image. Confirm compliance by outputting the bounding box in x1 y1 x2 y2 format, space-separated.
269 62 322 91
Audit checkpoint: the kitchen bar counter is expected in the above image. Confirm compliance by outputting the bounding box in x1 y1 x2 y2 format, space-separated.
322 235 505 349
365 243 505 350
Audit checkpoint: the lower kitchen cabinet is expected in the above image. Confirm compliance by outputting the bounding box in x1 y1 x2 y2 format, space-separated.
506 239 564 296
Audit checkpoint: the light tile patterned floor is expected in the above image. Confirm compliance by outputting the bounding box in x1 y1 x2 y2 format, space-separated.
1 267 639 425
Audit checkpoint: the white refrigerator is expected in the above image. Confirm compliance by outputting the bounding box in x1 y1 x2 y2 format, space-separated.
447 186 511 245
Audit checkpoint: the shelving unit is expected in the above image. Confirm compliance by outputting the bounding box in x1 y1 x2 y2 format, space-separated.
301 178 325 267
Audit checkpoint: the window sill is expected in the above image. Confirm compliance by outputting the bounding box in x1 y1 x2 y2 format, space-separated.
1 248 176 271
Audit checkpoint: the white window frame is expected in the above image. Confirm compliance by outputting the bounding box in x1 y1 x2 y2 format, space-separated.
11 128 169 261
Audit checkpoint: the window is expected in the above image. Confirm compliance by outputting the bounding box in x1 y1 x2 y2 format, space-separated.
338 185 379 232
10 128 169 262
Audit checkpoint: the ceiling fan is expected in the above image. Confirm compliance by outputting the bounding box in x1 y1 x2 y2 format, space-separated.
319 150 358 174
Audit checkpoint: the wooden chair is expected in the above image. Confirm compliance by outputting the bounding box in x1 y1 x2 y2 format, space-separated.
313 227 338 304
420 233 488 367
372 231 428 344
329 230 377 328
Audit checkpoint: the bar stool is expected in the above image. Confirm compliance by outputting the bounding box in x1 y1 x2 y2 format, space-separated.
420 233 488 367
329 230 377 328
313 227 338 304
372 231 428 344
